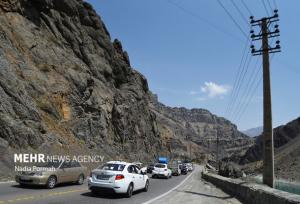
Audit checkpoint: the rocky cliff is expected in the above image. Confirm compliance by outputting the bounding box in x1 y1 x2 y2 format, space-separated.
0 0 163 177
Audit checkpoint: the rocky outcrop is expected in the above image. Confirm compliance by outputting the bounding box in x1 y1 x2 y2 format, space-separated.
149 94 254 161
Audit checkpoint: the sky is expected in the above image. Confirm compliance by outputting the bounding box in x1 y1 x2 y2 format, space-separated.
86 0 300 131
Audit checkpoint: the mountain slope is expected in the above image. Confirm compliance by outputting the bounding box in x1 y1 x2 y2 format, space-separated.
150 94 254 161
240 117 300 181
242 126 263 137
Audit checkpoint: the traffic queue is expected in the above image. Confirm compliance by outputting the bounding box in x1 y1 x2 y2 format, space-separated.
15 157 193 198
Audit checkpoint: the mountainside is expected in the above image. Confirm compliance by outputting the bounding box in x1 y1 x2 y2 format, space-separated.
0 0 163 176
0 0 252 179
242 126 263 137
150 94 254 162
240 117 300 181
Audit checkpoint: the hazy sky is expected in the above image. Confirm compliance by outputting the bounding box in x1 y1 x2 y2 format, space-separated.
86 0 300 130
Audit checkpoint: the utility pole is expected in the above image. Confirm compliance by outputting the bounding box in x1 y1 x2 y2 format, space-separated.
189 141 192 161
250 10 281 188
216 127 220 171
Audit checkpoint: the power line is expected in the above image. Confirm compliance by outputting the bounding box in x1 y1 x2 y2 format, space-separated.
224 36 249 116
226 47 252 117
233 35 276 122
266 0 274 12
216 0 255 118
235 74 262 123
216 0 248 39
230 0 249 26
261 0 270 16
166 0 244 43
225 49 251 117
272 0 278 9
232 58 261 122
241 0 253 16
235 54 275 123
227 51 253 119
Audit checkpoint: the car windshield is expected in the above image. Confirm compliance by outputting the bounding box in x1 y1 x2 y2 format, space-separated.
99 163 125 171
155 164 166 168
38 161 61 168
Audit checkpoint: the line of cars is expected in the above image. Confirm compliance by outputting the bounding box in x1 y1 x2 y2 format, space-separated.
15 160 193 198
15 160 149 198
147 161 193 178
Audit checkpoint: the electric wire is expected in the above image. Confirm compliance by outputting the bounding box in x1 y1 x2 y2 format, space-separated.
272 0 278 9
235 54 275 123
233 37 275 122
216 0 248 39
230 0 249 26
241 0 253 16
224 36 249 116
232 57 261 122
216 0 255 118
224 0 254 117
166 0 244 43
261 0 270 16
227 50 253 119
266 0 274 12
226 49 251 117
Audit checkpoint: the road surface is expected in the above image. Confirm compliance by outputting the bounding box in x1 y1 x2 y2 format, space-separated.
151 165 242 204
0 172 191 204
0 165 241 204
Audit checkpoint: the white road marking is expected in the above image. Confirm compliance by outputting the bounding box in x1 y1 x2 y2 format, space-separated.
142 169 196 204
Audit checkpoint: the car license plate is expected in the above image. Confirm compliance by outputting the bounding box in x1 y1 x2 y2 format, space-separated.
96 175 111 180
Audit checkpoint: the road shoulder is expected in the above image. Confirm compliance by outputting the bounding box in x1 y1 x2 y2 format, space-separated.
149 165 242 204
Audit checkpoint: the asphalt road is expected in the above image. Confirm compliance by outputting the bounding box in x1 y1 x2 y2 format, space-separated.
0 171 193 204
154 165 241 204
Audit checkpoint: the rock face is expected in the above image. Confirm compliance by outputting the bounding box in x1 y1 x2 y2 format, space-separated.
0 0 162 173
0 0 253 178
240 117 300 181
219 162 244 178
149 94 254 161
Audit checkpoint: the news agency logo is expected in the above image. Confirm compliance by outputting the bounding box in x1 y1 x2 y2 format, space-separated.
14 154 105 163
14 154 46 163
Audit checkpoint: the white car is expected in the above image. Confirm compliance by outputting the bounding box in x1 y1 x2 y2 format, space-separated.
152 163 172 179
186 163 194 171
88 161 149 198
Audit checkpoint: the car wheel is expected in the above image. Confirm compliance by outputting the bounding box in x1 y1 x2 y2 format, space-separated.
143 180 149 192
46 176 56 189
19 183 26 187
126 183 133 198
77 174 84 185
